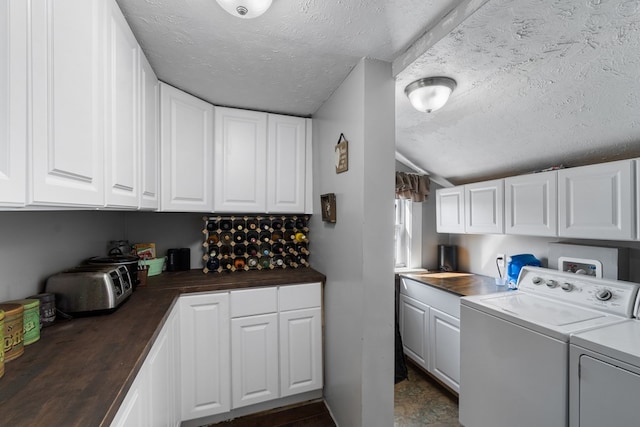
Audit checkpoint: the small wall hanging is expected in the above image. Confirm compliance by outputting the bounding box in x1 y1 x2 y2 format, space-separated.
334 133 349 174
321 193 336 223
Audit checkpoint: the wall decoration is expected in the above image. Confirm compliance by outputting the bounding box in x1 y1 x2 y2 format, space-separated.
321 193 336 223
334 133 349 173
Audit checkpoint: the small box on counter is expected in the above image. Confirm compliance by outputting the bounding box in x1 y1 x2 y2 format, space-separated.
134 243 156 260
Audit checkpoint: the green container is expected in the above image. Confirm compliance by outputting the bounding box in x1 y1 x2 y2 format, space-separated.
0 309 4 378
7 299 40 346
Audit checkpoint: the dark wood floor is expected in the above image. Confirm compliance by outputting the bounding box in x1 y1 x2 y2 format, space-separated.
209 400 335 427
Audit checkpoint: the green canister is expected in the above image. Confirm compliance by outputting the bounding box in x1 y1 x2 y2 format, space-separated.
0 309 4 378
0 303 24 362
6 299 40 346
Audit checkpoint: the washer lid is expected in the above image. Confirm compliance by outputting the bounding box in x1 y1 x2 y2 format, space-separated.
462 292 629 341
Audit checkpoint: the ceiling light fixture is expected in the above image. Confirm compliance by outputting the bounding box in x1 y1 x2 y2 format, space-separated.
215 0 273 19
404 77 457 113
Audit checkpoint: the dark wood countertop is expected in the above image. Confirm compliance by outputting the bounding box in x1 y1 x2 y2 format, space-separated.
399 272 504 297
0 268 326 427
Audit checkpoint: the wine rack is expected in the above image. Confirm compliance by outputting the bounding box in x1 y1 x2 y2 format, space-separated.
202 215 310 273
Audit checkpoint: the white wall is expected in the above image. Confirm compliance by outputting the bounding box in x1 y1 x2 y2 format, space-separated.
311 58 395 427
0 211 206 301
450 234 640 282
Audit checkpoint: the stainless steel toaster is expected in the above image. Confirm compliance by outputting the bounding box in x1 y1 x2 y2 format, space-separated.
45 265 133 314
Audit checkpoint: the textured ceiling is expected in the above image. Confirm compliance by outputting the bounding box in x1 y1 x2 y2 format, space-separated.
116 0 457 116
396 0 640 184
117 0 640 185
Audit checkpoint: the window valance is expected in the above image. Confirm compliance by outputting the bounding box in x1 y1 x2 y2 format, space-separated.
395 172 430 202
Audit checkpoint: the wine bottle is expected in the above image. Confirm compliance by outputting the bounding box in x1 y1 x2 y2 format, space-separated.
247 230 259 243
220 219 232 231
220 231 233 243
284 219 295 230
206 221 217 232
284 243 297 255
272 242 284 254
294 232 307 243
220 245 232 256
272 219 283 230
259 231 271 243
207 258 220 270
259 219 271 231
234 232 245 243
284 255 296 267
246 219 258 230
234 257 246 270
272 255 284 268
259 256 271 269
220 256 233 271
233 244 246 256
246 244 259 256
233 219 245 231
297 242 310 255
209 247 219 258
259 243 271 256
271 230 283 242
207 234 220 246
247 256 259 268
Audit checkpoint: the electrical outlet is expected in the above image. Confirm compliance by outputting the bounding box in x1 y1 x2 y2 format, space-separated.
496 254 506 268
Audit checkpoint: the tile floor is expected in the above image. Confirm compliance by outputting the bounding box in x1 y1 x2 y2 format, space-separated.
394 361 461 427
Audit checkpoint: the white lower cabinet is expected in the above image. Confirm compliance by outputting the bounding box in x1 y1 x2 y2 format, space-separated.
114 283 322 426
179 292 230 421
398 294 429 371
429 307 460 392
111 306 180 427
230 287 279 409
399 278 460 393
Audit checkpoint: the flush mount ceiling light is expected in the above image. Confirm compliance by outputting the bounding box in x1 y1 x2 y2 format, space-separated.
404 77 457 113
215 0 273 18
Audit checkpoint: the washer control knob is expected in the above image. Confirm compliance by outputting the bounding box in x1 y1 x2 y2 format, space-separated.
561 282 573 292
596 289 613 301
532 277 544 285
546 279 558 288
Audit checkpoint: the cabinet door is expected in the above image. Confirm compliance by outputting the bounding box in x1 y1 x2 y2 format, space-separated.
30 0 105 207
398 294 429 371
179 292 230 420
279 307 322 397
0 1 27 207
213 107 267 213
436 186 465 233
558 160 634 240
429 307 460 393
267 114 306 213
465 179 504 234
110 364 149 427
147 307 179 427
231 313 279 408
139 51 159 210
505 171 557 236
160 83 214 212
104 0 139 208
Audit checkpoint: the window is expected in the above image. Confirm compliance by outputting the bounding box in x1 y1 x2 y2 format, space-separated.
395 198 412 268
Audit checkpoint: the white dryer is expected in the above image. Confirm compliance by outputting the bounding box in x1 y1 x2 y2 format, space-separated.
570 319 640 427
460 267 639 427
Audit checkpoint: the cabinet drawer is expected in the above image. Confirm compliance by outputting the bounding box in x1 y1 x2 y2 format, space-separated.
279 282 321 311
230 287 278 317
400 278 460 318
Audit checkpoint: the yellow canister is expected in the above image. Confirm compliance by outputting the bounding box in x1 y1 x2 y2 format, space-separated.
0 310 5 378
7 299 40 346
0 303 24 362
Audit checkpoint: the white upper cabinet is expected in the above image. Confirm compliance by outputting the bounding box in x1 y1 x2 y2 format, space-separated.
558 159 635 240
160 83 214 212
436 186 465 233
214 107 268 212
267 114 307 213
465 179 504 234
29 0 105 207
138 51 159 210
104 0 139 208
214 107 309 213
0 1 27 207
505 171 557 236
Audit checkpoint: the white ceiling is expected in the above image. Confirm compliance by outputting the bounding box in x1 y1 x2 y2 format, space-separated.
116 0 640 185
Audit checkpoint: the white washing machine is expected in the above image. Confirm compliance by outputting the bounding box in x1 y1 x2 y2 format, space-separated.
570 319 640 427
459 267 639 427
